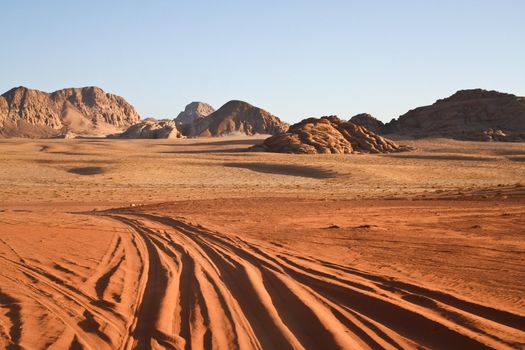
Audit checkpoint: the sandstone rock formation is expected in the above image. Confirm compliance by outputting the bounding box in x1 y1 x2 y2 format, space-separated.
186 100 288 137
384 89 525 141
253 116 407 154
113 119 183 139
349 113 385 134
175 102 215 126
0 86 140 138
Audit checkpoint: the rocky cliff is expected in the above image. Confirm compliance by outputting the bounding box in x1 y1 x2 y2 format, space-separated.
384 89 525 141
0 86 140 138
186 100 288 137
175 102 215 126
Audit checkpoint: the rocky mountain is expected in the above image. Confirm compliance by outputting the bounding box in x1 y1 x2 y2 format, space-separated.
175 102 215 126
349 113 385 134
186 100 288 137
0 86 140 138
253 115 407 154
384 89 525 141
112 119 183 139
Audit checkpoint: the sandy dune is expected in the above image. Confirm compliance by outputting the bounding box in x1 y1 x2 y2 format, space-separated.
0 137 524 349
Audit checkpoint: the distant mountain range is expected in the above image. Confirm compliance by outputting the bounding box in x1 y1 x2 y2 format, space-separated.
1 86 524 143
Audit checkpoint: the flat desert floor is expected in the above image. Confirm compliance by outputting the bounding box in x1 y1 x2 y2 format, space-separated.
0 136 524 349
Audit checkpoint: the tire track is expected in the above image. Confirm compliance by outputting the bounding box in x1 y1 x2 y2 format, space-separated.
2 207 524 349
95 210 524 349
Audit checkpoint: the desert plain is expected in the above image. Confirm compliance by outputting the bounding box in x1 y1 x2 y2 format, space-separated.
0 136 524 349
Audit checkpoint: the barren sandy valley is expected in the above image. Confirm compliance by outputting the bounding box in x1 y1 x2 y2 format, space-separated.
0 136 524 349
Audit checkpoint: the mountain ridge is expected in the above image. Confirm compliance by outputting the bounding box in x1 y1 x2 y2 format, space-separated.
0 86 141 138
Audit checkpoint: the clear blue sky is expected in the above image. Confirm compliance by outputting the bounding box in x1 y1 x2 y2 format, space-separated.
1 0 524 123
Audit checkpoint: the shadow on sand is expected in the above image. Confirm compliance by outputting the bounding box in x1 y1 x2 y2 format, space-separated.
160 148 248 154
67 167 106 175
224 162 338 179
190 139 262 147
386 154 495 161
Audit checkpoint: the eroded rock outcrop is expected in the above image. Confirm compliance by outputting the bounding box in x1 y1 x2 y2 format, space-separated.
349 113 385 134
253 116 407 154
384 89 525 141
0 86 140 138
113 119 183 139
175 102 215 126
186 100 288 137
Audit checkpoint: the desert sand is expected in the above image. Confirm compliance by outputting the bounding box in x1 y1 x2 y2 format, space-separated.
0 136 524 349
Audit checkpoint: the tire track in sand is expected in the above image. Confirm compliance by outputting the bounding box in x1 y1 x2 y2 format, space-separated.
2 206 524 349
94 209 525 350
